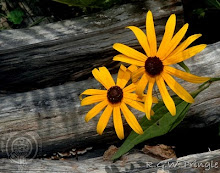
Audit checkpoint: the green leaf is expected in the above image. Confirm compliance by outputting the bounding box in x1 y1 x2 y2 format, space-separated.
112 79 215 161
193 8 206 18
205 0 220 9
7 9 24 25
112 97 190 160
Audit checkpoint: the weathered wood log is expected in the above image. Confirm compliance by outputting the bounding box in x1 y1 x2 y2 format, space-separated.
0 41 219 157
0 0 184 92
0 149 219 172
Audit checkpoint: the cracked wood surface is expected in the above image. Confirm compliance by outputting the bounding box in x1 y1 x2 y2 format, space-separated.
0 42 219 157
0 149 219 172
0 0 219 169
0 0 183 92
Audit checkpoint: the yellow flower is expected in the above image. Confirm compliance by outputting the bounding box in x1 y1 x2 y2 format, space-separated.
113 11 210 120
81 65 147 140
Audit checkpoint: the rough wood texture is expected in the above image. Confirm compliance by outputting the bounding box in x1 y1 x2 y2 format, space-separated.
0 149 219 172
0 42 219 157
0 0 183 92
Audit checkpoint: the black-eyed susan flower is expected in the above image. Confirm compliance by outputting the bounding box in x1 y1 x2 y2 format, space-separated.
81 65 148 140
113 11 210 120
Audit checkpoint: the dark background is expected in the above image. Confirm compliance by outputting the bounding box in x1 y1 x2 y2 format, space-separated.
1 0 219 44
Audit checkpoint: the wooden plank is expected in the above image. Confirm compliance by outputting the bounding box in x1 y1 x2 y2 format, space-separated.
0 149 219 172
0 41 219 157
0 0 184 92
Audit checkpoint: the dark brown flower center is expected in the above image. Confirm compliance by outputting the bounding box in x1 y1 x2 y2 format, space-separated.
145 56 163 76
107 86 123 104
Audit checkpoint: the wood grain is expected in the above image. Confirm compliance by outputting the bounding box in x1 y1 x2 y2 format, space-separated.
0 0 183 92
0 41 219 157
0 149 219 172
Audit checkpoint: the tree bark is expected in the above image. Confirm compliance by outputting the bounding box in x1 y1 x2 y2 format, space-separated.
0 149 219 173
0 0 183 92
0 41 219 157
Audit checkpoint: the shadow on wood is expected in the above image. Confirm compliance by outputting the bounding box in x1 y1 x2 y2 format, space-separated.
0 42 219 157
0 0 183 92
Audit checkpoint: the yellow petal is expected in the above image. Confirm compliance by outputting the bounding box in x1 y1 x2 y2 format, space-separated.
136 95 145 102
145 77 155 120
162 72 194 103
163 44 207 65
92 68 110 89
97 105 113 135
123 93 138 100
113 106 124 140
127 26 151 57
85 100 108 122
113 54 145 66
168 34 202 57
146 11 157 56
123 83 136 93
132 67 145 83
151 109 155 116
137 95 158 103
124 98 144 112
136 73 149 97
128 64 138 73
152 96 158 103
117 64 130 89
81 95 106 106
162 23 189 60
157 14 176 59
113 43 147 61
80 89 107 100
120 103 143 134
99 67 115 87
156 75 176 116
164 66 210 83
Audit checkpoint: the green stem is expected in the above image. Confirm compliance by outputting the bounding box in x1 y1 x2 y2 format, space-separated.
191 77 220 97
178 62 190 73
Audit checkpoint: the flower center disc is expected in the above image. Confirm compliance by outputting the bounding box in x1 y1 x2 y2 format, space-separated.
107 86 123 104
145 56 163 76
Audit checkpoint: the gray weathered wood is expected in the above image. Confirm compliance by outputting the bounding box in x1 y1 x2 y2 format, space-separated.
0 41 219 157
0 0 183 92
0 149 219 172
